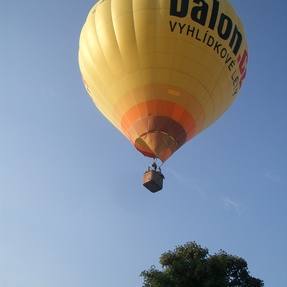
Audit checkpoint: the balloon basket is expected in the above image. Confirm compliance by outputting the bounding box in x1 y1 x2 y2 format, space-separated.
143 170 164 193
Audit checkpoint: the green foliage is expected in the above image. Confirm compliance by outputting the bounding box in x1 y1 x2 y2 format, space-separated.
141 242 263 287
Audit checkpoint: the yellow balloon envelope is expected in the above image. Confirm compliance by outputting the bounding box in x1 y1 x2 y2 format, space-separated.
79 0 248 162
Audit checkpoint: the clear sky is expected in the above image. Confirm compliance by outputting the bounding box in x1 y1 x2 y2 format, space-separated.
0 0 286 286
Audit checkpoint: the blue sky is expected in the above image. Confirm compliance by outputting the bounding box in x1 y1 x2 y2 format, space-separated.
0 0 286 286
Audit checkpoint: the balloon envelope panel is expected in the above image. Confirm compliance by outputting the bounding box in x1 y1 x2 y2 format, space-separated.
79 0 248 161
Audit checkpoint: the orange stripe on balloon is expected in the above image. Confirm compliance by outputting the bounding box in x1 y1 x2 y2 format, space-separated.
121 100 196 140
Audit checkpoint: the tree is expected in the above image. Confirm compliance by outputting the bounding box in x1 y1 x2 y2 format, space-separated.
141 242 263 287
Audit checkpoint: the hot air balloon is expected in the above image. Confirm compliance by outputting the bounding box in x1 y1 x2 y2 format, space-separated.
78 0 248 192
